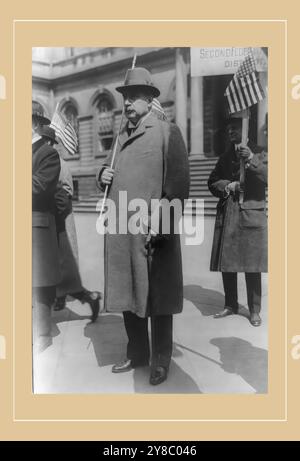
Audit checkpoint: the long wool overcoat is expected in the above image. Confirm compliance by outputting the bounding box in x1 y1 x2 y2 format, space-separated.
98 113 190 318
32 138 61 287
208 144 268 273
55 158 82 297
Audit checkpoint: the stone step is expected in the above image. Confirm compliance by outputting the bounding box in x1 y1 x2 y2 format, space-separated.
189 173 211 179
189 166 215 170
190 167 213 171
189 160 216 165
73 199 218 214
189 157 218 163
189 186 211 191
77 196 102 202
189 163 215 168
189 183 211 188
74 193 217 203
190 180 210 186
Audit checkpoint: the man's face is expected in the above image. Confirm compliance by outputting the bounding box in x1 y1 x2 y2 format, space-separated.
227 121 242 144
123 89 151 124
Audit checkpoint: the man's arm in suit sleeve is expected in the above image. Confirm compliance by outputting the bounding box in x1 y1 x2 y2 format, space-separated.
32 148 61 199
208 156 231 198
54 181 73 220
246 151 268 186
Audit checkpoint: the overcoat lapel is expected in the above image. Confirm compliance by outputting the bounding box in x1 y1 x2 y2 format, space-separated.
32 138 45 155
118 114 156 151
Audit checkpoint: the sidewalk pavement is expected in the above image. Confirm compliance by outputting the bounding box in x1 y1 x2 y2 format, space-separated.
33 213 268 394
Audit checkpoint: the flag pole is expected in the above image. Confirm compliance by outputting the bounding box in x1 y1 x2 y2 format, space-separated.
223 48 265 205
239 109 250 205
98 53 137 221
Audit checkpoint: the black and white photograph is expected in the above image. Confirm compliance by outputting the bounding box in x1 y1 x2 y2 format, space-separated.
32 46 268 394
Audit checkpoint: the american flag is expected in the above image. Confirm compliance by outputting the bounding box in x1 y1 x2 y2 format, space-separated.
224 50 265 114
151 98 167 121
50 107 78 155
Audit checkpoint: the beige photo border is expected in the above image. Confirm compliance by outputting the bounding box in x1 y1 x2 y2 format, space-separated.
2 2 300 440
14 19 286 422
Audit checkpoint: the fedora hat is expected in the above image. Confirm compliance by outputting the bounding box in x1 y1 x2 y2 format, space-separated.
116 67 160 98
39 126 58 144
32 100 51 125
224 115 243 127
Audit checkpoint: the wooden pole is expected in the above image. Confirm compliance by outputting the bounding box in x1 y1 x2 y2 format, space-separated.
97 53 137 222
239 112 249 205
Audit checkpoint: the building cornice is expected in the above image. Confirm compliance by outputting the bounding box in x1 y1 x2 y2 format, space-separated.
32 47 177 88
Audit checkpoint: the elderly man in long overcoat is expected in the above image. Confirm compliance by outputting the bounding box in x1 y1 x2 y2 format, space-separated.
32 102 61 353
98 67 190 385
208 116 268 327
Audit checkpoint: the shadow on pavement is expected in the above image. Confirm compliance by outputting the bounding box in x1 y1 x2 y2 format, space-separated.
173 342 222 366
84 314 128 367
51 305 92 338
184 284 249 319
133 359 202 394
210 337 268 394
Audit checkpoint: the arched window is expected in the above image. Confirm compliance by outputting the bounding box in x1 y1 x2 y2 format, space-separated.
32 99 49 120
94 93 115 153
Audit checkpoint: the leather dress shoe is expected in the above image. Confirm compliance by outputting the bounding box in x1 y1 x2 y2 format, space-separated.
81 290 102 322
250 313 262 327
112 359 133 373
214 307 237 319
149 366 168 385
112 359 149 373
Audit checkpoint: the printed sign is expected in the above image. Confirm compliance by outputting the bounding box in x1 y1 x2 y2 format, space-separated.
191 47 268 77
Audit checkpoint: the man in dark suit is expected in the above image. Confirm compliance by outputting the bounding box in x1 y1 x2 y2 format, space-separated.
208 116 268 327
32 101 61 353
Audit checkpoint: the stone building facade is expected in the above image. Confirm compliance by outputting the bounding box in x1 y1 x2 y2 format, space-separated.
32 47 268 203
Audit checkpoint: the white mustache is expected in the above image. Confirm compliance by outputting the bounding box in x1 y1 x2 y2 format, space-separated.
125 102 137 111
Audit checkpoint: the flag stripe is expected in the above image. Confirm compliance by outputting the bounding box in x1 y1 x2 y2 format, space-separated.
229 79 241 113
252 73 264 101
240 77 252 107
246 74 257 104
250 73 260 103
62 127 77 145
233 76 247 111
225 87 235 114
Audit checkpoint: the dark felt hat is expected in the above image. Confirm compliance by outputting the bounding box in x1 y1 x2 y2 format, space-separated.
116 67 160 98
224 116 243 127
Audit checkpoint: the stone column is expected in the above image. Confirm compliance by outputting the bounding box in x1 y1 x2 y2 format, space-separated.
175 48 187 146
257 71 268 147
49 88 55 117
190 76 204 157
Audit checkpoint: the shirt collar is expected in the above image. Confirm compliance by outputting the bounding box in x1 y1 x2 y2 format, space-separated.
127 111 151 132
